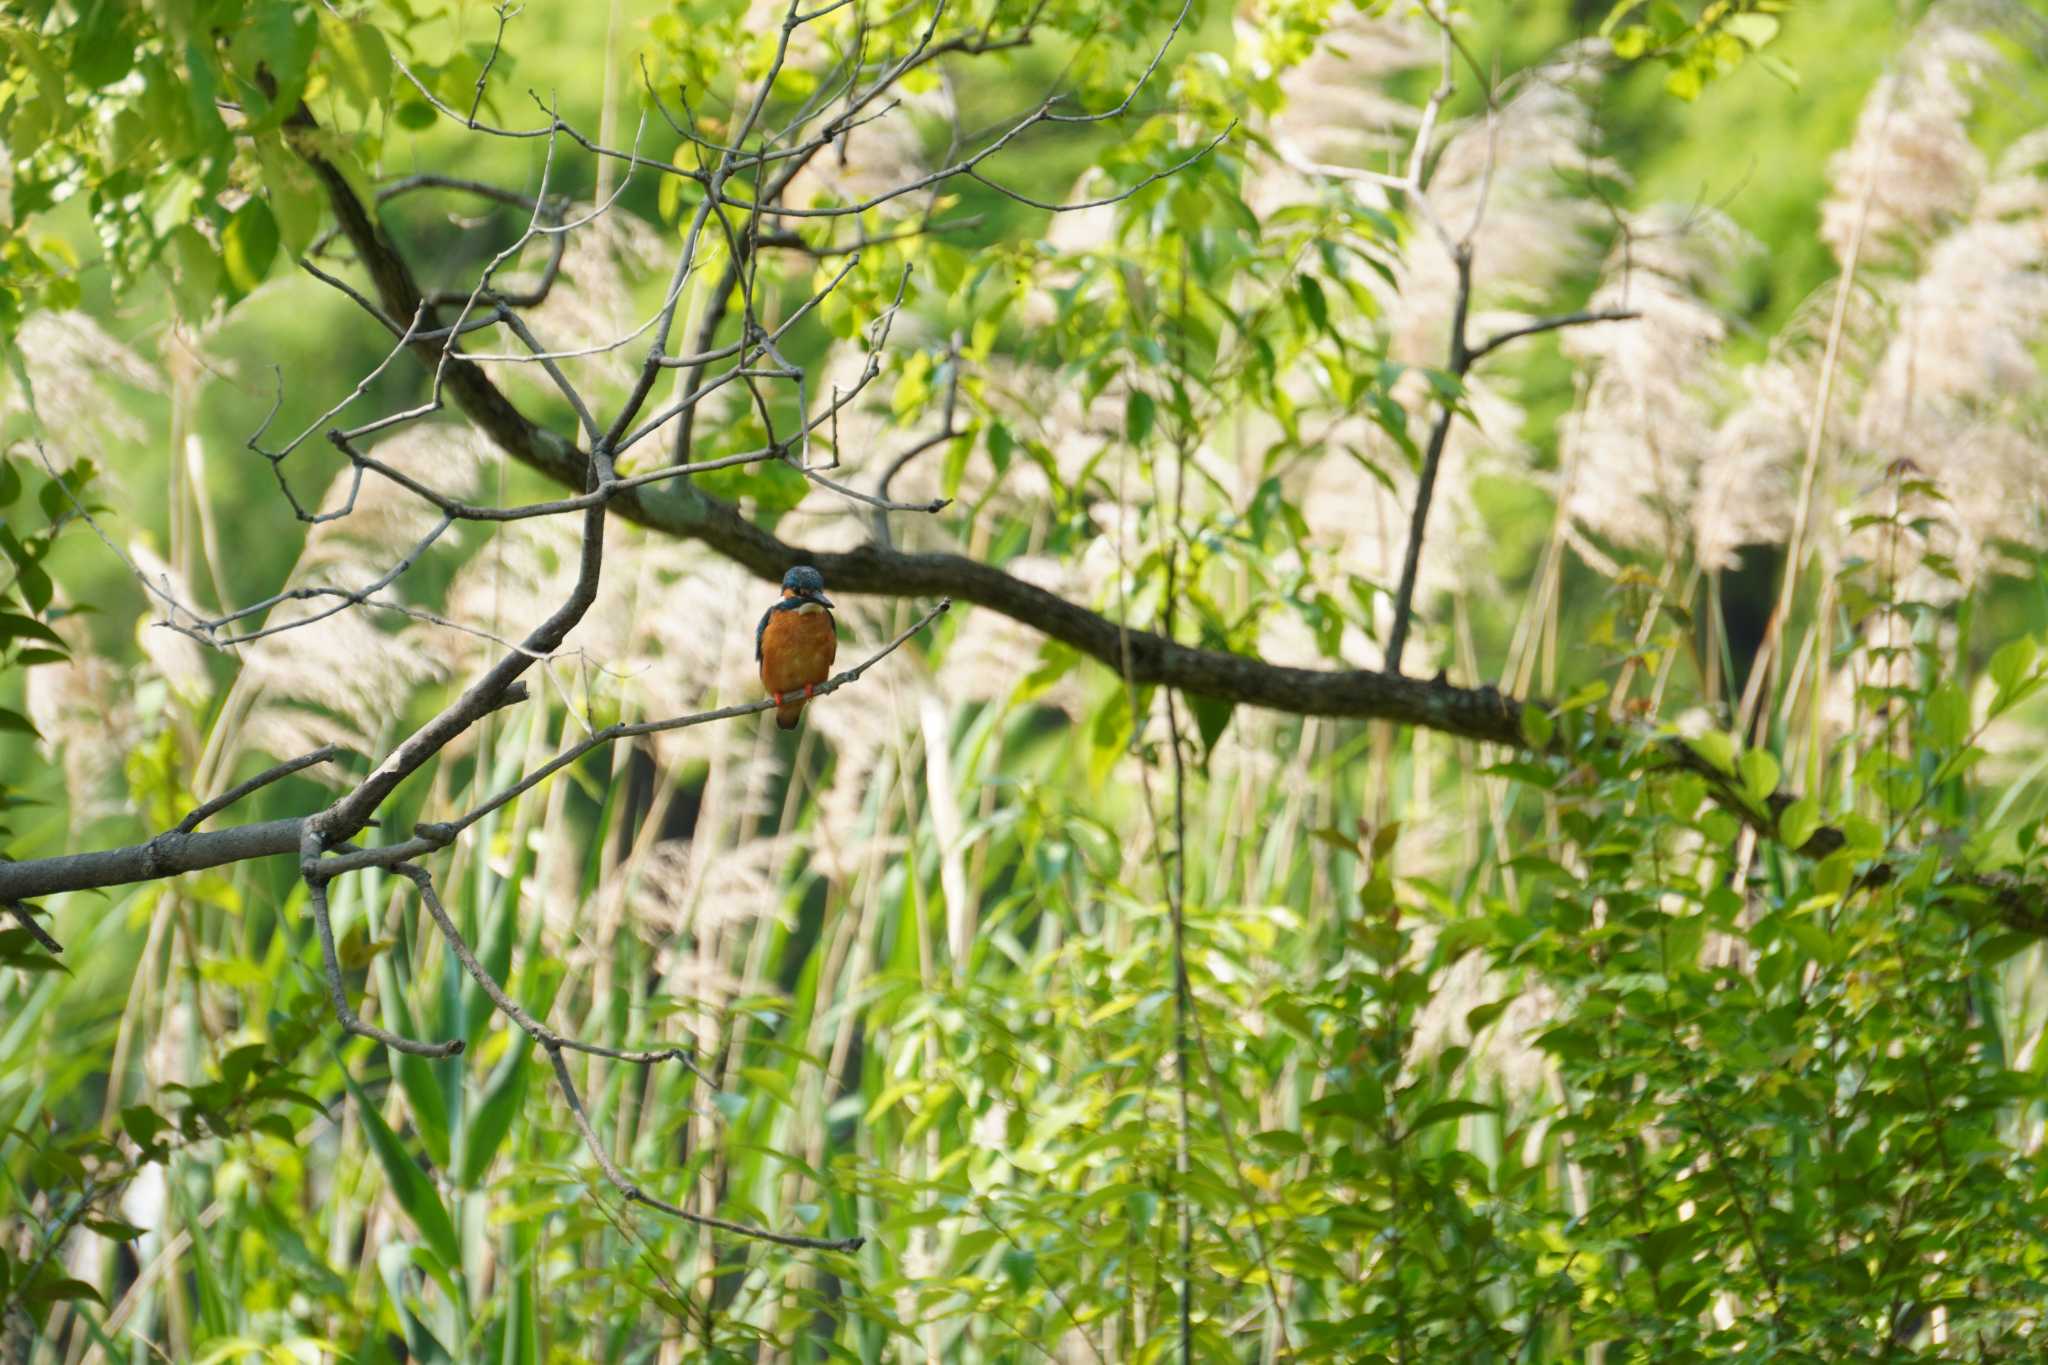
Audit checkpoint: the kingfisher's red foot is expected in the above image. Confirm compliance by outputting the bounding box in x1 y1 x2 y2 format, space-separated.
801 684 817 701
770 691 786 706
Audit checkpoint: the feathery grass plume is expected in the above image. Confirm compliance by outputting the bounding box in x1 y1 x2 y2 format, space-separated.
510 201 666 395
1694 360 1810 573
1849 132 2048 592
127 540 214 707
781 80 955 212
437 512 585 662
1288 378 1522 668
1244 46 1623 659
806 613 932 881
623 836 695 941
657 827 797 947
237 427 488 761
1694 269 1887 575
1819 22 1998 266
941 558 1092 717
1562 206 1751 561
1395 72 1619 365
23 634 138 824
628 839 747 1023
606 541 762 717
3 311 161 471
1261 7 1431 172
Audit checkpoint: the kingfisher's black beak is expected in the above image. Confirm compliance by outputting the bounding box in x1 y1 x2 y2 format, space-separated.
809 591 835 609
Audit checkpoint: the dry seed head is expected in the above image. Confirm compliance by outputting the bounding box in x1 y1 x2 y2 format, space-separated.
1821 23 1997 265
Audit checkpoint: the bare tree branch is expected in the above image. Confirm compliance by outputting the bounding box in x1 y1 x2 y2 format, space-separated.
539 1035 862 1251
175 746 349 834
385 861 862 1250
0 600 946 897
305 830 466 1059
5 901 60 954
1467 307 1641 363
253 133 2048 945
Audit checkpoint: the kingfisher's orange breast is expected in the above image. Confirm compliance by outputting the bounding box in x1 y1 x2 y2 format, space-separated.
759 607 838 695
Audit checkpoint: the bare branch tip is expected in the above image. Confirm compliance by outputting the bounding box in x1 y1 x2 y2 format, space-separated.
5 901 61 954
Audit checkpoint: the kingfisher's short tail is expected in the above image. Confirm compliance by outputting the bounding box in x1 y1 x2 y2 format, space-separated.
775 699 806 730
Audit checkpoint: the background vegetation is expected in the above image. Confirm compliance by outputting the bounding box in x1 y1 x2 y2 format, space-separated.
5 0 2048 1360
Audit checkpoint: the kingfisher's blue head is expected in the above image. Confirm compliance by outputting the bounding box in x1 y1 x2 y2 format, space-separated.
781 565 833 607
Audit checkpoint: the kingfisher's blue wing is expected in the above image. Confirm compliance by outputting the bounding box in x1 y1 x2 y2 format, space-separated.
755 602 776 664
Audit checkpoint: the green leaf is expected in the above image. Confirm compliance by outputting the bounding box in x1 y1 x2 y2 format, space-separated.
1990 637 2037 697
1926 681 1970 749
1724 12 1779 48
163 225 224 325
340 1063 461 1268
1560 679 1610 713
1465 1000 1511 1032
71 0 135 88
942 432 971 499
1521 703 1554 749
1251 1128 1308 1157
222 200 280 296
121 1105 170 1149
1367 390 1420 468
1125 390 1156 445
377 1242 456 1365
1297 275 1329 333
226 0 320 129
999 1247 1035 1293
0 611 61 646
251 133 324 258
457 1035 533 1188
1484 761 1560 789
25 1276 104 1307
1974 933 2034 968
1664 62 1705 102
1409 1099 1496 1134
0 707 40 738
1758 53 1801 88
319 13 394 112
1188 693 1232 756
394 100 439 131
251 1113 298 1145
1738 749 1780 804
1610 24 1653 59
1777 797 1820 851
85 1217 147 1242
1688 730 1736 775
1839 812 1886 857
0 929 67 972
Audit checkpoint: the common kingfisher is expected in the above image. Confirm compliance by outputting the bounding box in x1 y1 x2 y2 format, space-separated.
756 565 839 730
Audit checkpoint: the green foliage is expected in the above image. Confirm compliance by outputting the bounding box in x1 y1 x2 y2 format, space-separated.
1603 0 1795 101
6 0 2048 1360
0 437 95 975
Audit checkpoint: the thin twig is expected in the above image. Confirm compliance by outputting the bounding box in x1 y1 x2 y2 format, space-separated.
303 833 465 1059
1466 307 1640 363
541 1041 863 1250
4 901 60 954
324 601 953 874
391 863 716 1083
175 746 349 834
